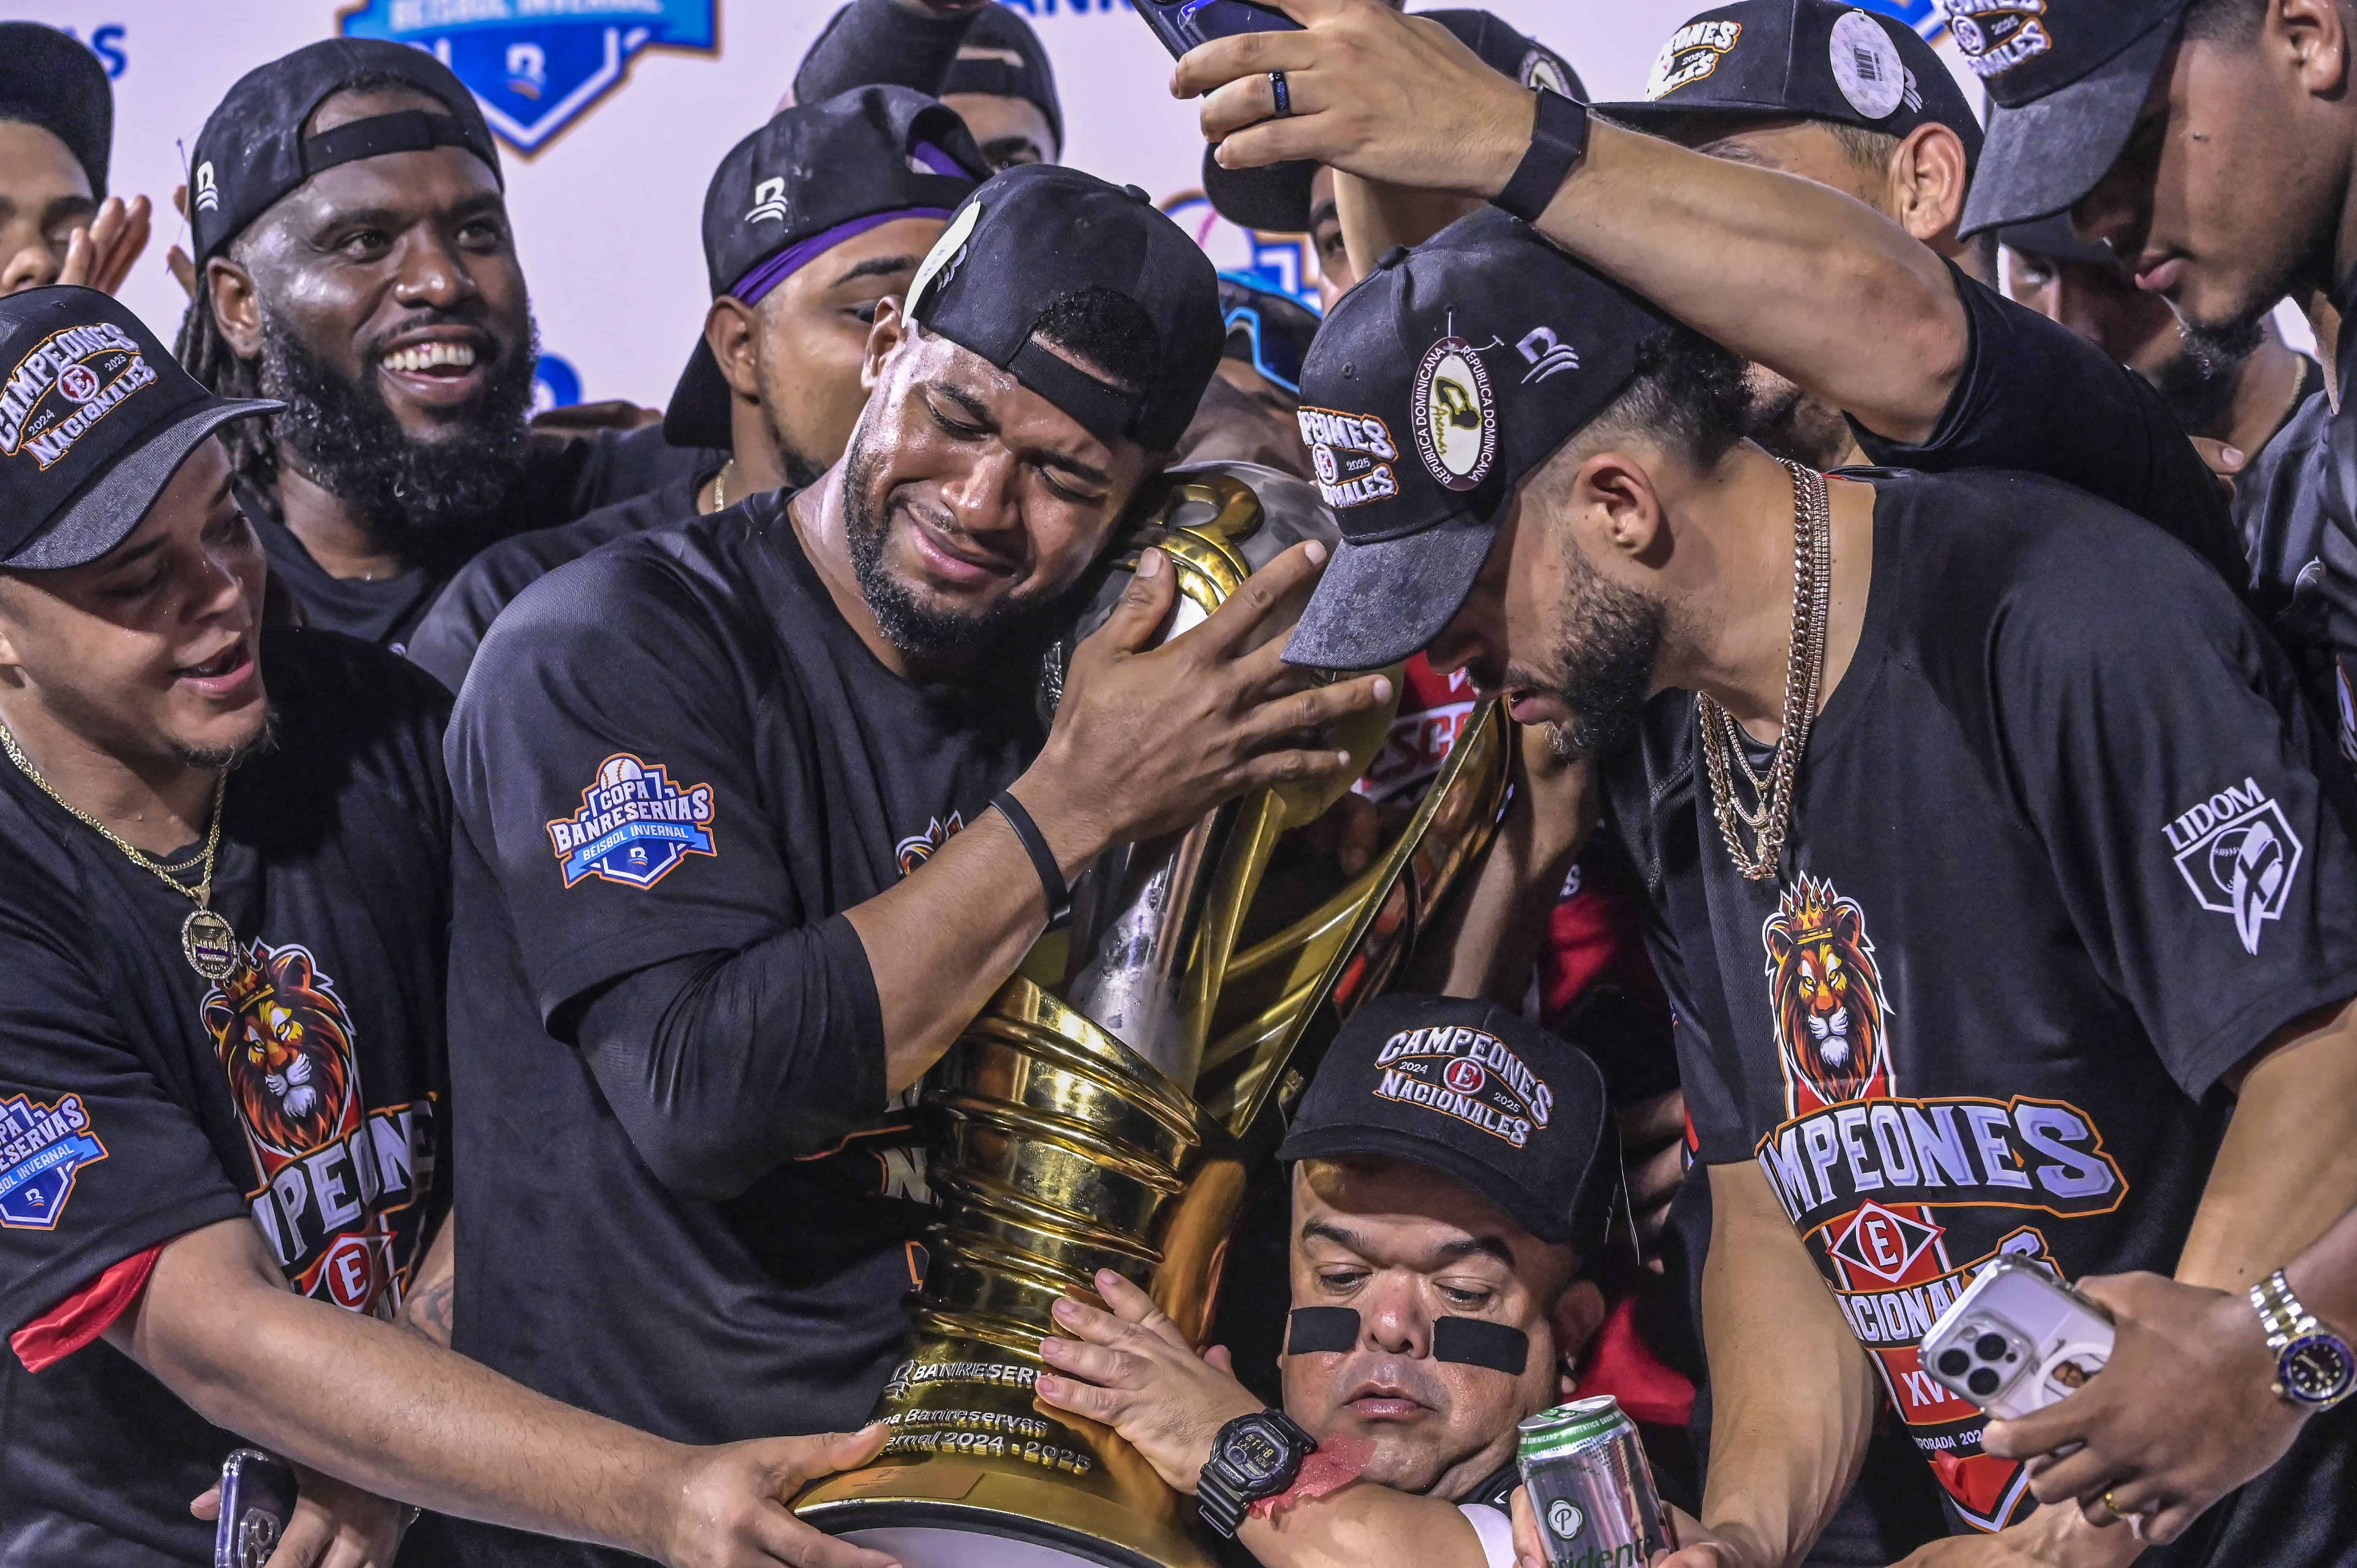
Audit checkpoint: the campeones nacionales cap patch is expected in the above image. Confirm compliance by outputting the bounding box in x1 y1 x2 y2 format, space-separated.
1373 1022 1557 1148
0 322 155 471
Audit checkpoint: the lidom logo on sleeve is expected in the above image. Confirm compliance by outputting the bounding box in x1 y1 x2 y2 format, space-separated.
2164 776 2302 955
339 1 717 156
0 1092 107 1230
546 752 717 888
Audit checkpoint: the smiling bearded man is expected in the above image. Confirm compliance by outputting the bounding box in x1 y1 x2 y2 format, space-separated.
173 40 698 655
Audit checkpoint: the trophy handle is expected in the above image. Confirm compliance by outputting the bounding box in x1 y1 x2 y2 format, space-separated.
1194 697 1512 1139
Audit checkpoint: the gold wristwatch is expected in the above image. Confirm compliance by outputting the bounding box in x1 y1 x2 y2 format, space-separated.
2251 1269 2355 1411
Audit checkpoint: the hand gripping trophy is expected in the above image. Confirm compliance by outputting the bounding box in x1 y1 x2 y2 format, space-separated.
796 464 1511 1566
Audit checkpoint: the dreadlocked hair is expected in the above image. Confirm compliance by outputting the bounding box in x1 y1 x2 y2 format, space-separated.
175 279 277 489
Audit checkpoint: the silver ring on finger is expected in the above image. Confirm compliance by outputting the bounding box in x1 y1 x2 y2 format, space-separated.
1270 69 1294 117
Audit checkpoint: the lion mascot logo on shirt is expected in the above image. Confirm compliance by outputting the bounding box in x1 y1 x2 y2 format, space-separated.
203 942 360 1159
1762 874 1893 1113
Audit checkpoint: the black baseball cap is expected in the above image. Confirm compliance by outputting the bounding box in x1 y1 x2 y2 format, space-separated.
906 164 1221 451
663 86 989 450
0 287 279 570
1998 211 2121 269
0 23 113 200
1219 272 1320 396
188 39 502 264
941 3 1064 157
1952 0 2190 235
1278 994 1616 1255
1203 9 1586 234
1285 207 1679 671
1596 0 1981 168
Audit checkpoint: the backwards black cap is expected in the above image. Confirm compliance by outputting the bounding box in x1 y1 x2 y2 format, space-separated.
1278 993 1616 1256
907 164 1221 452
0 287 279 570
1204 8 1585 234
942 3 1065 156
189 39 502 263
0 23 113 200
1286 208 1679 672
664 86 989 450
1950 0 2189 235
1597 0 1982 168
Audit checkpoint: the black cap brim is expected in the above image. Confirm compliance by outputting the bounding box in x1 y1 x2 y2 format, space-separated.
1276 1122 1572 1245
1961 20 2176 237
2 397 279 571
1202 148 1320 234
663 337 733 451
1283 515 1495 671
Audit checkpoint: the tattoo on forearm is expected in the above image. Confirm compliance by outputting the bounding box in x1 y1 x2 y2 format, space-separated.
399 1276 456 1348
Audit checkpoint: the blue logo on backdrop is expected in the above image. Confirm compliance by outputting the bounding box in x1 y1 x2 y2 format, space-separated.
51 24 129 79
532 351 582 412
339 1 719 155
0 1092 108 1230
1850 0 1947 41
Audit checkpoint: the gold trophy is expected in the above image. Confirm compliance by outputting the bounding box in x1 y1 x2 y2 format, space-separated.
797 468 1512 1566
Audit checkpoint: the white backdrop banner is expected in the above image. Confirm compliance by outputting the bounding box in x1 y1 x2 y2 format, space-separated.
1 0 1974 410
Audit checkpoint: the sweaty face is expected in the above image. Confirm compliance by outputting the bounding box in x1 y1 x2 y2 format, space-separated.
0 121 95 297
230 88 534 535
837 327 1152 662
1281 1159 1574 1495
1428 470 1666 763
940 92 1057 170
0 440 270 771
2072 35 2340 346
746 215 946 489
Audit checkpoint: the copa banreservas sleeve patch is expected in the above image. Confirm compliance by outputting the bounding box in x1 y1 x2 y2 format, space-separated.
545 751 719 889
0 1092 106 1231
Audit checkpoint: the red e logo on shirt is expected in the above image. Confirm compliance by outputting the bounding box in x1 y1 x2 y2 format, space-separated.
319 1232 389 1312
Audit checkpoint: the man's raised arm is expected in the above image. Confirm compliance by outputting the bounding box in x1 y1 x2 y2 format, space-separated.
1171 0 1967 445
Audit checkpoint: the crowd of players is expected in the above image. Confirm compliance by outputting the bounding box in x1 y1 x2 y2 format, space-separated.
0 0 2354 1565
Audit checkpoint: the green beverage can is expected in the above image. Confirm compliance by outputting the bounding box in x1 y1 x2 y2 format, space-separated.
1516 1396 1671 1567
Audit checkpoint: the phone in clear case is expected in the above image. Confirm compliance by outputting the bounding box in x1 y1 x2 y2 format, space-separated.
1921 1257 2116 1421
214 1449 298 1568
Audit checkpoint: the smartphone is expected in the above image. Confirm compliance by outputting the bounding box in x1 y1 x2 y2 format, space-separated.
215 1449 299 1568
1133 0 1300 61
1921 1257 2116 1421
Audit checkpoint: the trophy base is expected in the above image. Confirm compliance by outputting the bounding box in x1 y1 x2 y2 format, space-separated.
841 1523 1161 1568
801 1458 1215 1568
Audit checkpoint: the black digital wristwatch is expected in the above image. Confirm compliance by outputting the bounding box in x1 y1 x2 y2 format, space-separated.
1196 1409 1318 1539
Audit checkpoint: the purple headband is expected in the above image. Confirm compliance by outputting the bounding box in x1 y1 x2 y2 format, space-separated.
726 142 967 306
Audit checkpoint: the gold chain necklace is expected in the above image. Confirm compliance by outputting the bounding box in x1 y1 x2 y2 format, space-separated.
710 458 735 513
0 720 243 978
1696 459 1834 881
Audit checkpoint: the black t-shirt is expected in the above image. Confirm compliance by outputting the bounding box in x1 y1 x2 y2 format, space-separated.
405 463 717 694
0 630 452 1567
441 493 1046 1568
1602 468 2357 1560
1850 264 2249 590
241 426 718 654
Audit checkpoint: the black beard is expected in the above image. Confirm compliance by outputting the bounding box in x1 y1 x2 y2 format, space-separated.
757 393 828 493
2152 344 2246 436
173 706 279 773
1535 534 1665 763
839 415 1071 664
256 307 535 559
